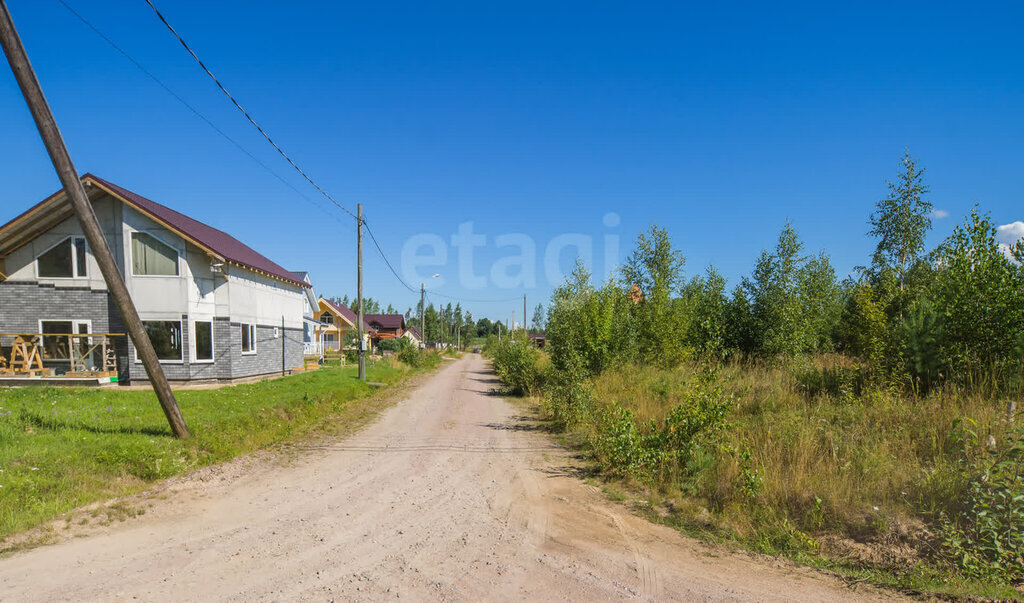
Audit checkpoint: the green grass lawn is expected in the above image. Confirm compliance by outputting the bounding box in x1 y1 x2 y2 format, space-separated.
0 362 413 543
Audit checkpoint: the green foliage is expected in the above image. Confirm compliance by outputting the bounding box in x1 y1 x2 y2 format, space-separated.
838 281 888 365
546 261 636 376
489 150 1024 595
378 337 409 353
683 267 728 359
489 336 543 396
930 208 1024 382
621 225 690 368
869 150 932 290
541 360 594 430
740 223 843 357
396 344 440 368
901 297 945 391
942 423 1024 583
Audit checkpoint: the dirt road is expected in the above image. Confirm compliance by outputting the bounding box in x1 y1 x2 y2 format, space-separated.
0 355 893 601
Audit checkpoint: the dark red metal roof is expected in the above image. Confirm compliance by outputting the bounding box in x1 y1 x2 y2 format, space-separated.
84 175 310 288
365 313 405 330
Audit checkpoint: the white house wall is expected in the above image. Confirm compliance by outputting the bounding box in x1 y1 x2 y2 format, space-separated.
2 194 124 290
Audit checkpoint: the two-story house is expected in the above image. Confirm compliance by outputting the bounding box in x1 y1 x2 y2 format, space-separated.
316 297 372 352
0 174 309 384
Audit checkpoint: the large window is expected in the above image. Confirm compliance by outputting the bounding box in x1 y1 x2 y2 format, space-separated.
241 323 256 354
39 320 91 366
131 232 179 276
37 237 87 278
142 321 183 361
194 321 213 362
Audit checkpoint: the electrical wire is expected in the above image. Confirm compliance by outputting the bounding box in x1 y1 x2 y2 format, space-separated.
55 0 346 226
136 0 526 310
142 0 358 220
363 220 418 294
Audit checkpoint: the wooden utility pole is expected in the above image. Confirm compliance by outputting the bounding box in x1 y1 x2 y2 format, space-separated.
0 0 189 438
420 282 425 349
356 203 365 381
523 294 527 335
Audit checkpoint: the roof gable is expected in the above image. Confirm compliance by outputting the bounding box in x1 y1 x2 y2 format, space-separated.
319 298 372 331
0 175 309 289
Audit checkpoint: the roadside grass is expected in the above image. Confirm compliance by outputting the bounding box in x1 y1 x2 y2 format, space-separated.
495 353 1023 599
0 358 431 544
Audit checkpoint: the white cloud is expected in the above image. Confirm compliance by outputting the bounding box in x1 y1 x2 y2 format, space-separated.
996 221 1024 261
930 209 950 219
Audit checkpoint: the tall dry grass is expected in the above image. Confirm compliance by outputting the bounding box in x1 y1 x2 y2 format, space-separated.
586 356 1015 546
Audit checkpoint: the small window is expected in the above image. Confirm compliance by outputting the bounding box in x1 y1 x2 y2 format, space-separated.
142 321 183 361
37 237 87 278
321 312 333 324
195 321 213 361
132 232 179 276
241 323 256 354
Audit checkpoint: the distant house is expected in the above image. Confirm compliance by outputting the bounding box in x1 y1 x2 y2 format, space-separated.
316 298 372 352
292 272 327 356
0 174 309 383
404 325 423 348
365 314 405 342
529 332 546 348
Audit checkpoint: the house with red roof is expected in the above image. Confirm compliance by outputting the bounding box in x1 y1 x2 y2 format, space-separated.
365 314 406 341
0 174 311 383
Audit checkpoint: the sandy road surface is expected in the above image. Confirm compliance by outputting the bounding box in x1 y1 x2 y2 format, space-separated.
0 355 895 601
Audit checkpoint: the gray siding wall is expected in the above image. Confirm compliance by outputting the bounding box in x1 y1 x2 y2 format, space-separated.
126 320 302 383
0 281 130 379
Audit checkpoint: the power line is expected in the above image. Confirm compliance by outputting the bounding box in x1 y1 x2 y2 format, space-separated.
55 0 345 226
364 219 524 305
142 0 358 220
425 289 523 304
137 0 526 308
363 220 417 294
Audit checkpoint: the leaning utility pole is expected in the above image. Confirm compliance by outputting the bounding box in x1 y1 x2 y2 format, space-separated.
356 203 365 381
0 0 189 438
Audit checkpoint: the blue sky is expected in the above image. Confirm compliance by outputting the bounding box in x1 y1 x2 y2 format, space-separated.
1 1 1022 323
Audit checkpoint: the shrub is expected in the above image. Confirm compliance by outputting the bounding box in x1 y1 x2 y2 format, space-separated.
490 337 543 396
541 360 594 429
397 345 440 369
378 338 409 353
589 370 734 485
942 424 1024 583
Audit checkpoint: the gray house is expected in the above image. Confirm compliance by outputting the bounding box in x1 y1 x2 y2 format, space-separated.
0 174 309 384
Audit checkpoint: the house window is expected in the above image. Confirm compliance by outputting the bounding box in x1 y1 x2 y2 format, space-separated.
37 237 87 278
132 232 179 276
194 321 213 362
324 333 336 343
142 321 183 361
321 312 333 324
39 320 91 365
241 323 256 354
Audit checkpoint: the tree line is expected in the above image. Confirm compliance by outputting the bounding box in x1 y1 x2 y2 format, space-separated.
546 152 1024 393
